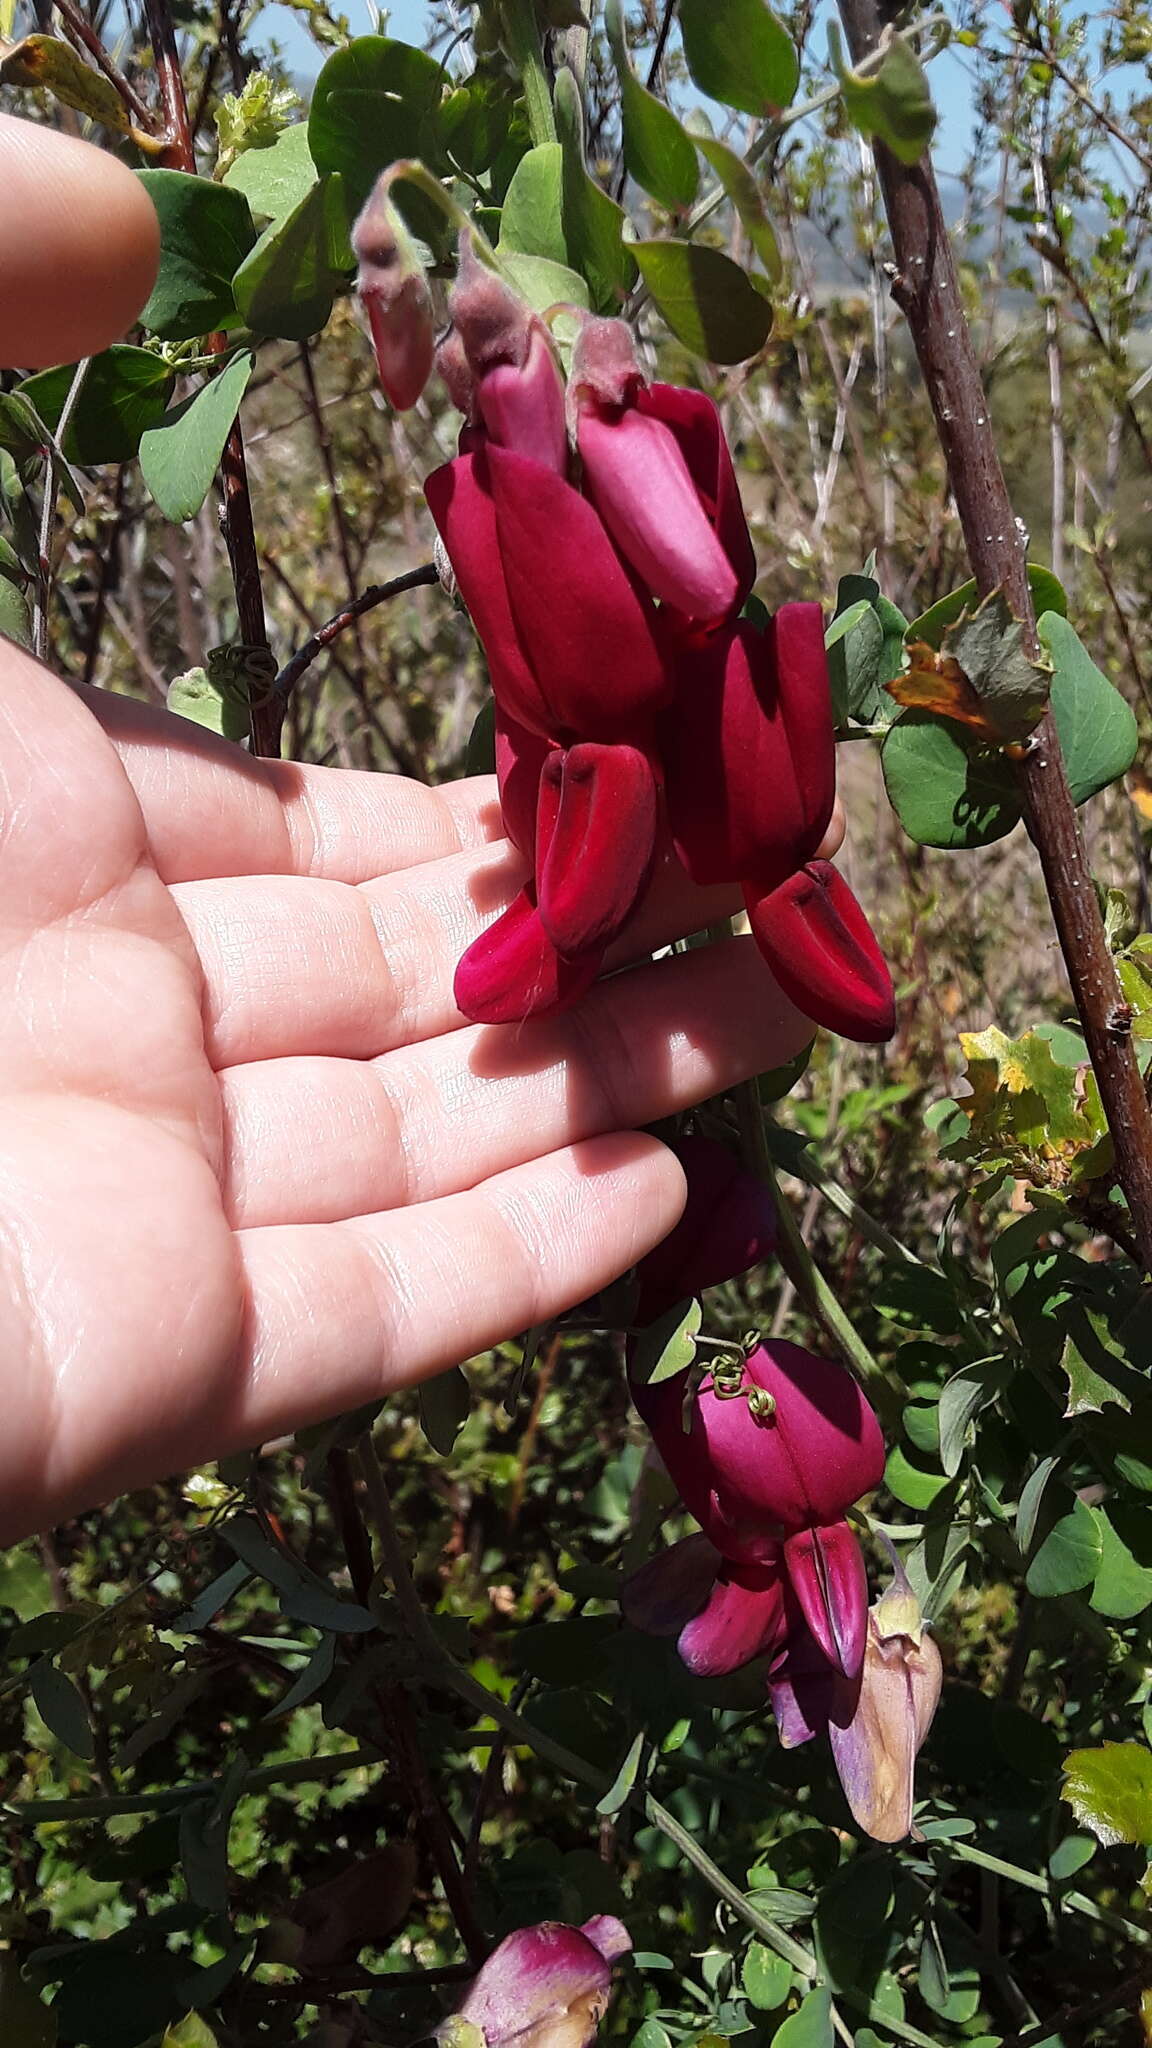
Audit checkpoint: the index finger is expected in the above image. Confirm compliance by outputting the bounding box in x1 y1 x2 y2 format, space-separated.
0 114 160 369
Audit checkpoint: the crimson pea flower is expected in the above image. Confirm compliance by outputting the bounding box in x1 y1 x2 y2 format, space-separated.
744 859 896 1045
631 1132 778 1325
352 177 435 412
439 1917 632 2048
425 447 668 744
630 1342 884 1678
453 885 604 1027
659 605 835 889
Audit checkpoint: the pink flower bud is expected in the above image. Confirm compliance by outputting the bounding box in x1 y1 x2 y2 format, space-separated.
676 1555 791 1677
744 859 895 1044
449 235 568 474
444 1918 631 2048
660 607 835 889
632 1133 777 1324
571 318 745 621
536 742 658 956
352 177 435 412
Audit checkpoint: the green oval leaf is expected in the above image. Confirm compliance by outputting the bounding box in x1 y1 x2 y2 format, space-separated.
19 347 175 464
741 1941 792 2010
770 1984 833 2048
419 1364 472 1455
606 0 698 212
689 124 781 281
633 239 772 362
498 142 567 264
307 36 447 221
555 69 637 310
881 710 1021 849
884 1443 950 1510
0 573 31 649
29 1659 95 1760
139 352 255 524
831 24 937 166
1025 1496 1103 1597
233 175 350 340
1089 1507 1152 1620
1038 610 1139 805
138 171 257 341
223 120 318 223
906 564 1068 649
678 0 799 116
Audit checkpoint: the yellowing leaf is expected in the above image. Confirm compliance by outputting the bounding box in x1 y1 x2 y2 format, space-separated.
0 34 161 147
1062 1743 1152 1848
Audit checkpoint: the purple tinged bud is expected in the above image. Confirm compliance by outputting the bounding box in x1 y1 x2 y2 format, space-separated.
443 1919 631 2048
449 234 568 473
826 1563 943 1843
352 176 435 412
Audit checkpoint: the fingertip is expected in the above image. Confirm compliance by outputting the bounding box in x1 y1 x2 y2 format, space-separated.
0 114 161 369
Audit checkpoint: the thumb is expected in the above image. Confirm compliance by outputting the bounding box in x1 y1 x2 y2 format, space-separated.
0 113 160 370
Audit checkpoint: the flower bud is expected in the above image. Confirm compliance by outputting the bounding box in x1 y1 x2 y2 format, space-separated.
571 317 742 621
443 1918 631 2048
450 234 568 474
352 176 435 412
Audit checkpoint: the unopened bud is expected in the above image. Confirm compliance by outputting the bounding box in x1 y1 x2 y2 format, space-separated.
352 176 435 412
450 233 567 472
568 314 647 422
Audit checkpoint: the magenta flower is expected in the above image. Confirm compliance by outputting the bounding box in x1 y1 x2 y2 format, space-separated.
425 447 668 744
495 705 552 857
745 859 896 1045
453 885 603 1026
630 1342 884 1677
631 1132 777 1324
571 318 753 621
441 1917 631 2048
659 607 835 889
536 741 658 957
352 178 435 412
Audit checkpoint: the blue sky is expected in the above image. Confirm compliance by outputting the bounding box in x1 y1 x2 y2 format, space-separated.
260 0 979 175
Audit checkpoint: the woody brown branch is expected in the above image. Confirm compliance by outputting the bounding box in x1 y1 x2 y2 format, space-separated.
836 0 1152 1274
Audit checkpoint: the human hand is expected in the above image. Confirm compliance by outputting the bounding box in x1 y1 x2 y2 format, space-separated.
0 118 817 1543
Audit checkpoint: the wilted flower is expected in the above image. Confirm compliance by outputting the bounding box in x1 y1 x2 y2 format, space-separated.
352 176 435 413
825 1562 943 1843
630 1342 884 1678
631 1132 777 1325
439 1917 632 2048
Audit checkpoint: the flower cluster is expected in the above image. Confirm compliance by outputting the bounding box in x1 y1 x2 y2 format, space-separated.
353 196 895 1039
621 1139 940 1841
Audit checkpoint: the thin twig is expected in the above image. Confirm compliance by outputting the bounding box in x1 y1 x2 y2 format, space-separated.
32 355 89 662
273 564 439 703
53 0 156 127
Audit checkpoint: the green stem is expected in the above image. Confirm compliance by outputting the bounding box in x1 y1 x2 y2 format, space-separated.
2 1745 382 1822
500 0 557 145
356 1439 942 2048
736 1081 901 1427
944 1839 1151 1947
765 1128 925 1271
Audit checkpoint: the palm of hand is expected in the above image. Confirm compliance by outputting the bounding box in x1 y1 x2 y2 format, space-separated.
0 645 810 1541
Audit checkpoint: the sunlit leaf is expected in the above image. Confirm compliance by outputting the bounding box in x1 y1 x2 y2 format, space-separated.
629 1298 702 1386
139 352 254 524
606 0 698 211
1062 1743 1152 1846
678 0 799 116
633 240 773 361
554 69 637 310
829 23 936 165
138 172 256 341
1038 610 1139 804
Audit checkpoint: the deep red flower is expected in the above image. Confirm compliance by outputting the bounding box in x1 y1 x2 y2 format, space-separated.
453 886 603 1025
745 859 896 1043
660 606 835 889
631 1132 777 1324
536 742 658 957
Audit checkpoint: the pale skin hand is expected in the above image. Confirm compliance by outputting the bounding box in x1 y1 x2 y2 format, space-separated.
0 116 834 1544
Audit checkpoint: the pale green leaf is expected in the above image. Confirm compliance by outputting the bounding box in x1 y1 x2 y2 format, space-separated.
139 352 254 524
